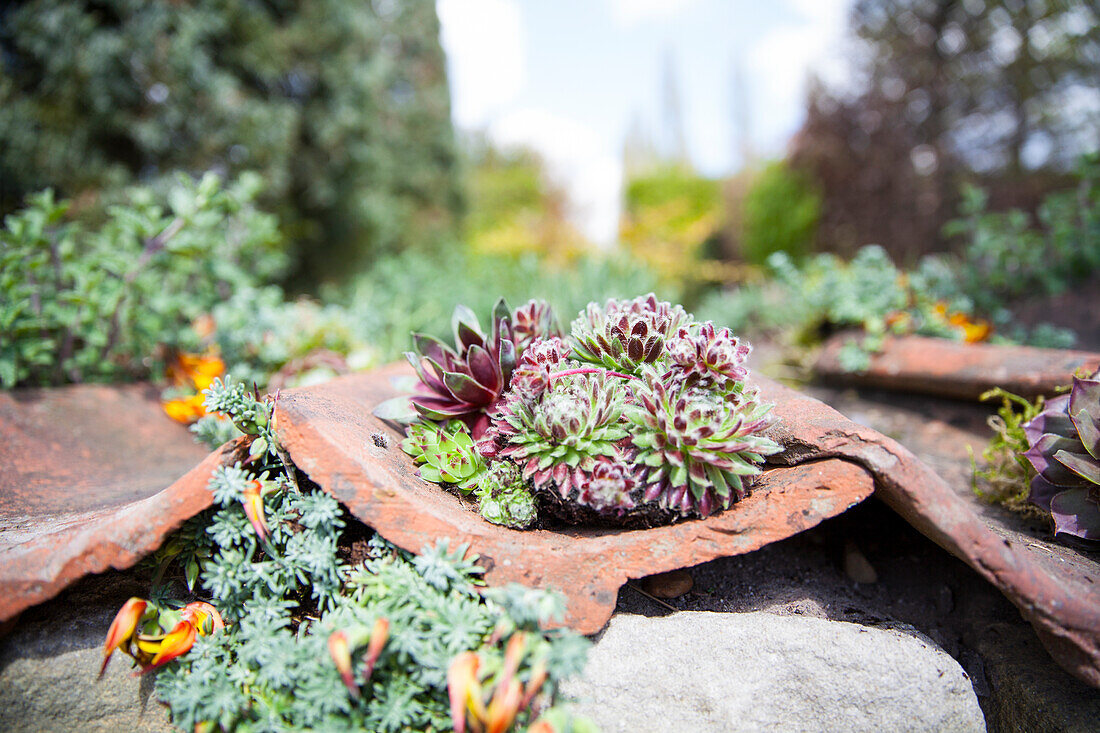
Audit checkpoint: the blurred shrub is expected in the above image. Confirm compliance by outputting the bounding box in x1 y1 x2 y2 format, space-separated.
941 154 1100 315
463 136 588 262
341 249 676 361
0 0 460 285
741 161 820 265
620 164 737 291
0 173 283 387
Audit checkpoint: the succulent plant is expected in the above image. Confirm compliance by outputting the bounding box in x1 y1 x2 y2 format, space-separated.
665 322 751 393
511 299 563 356
480 372 629 499
401 419 485 490
508 336 572 400
575 457 637 512
627 371 780 517
1022 370 1100 543
570 293 691 374
404 300 517 434
474 461 538 529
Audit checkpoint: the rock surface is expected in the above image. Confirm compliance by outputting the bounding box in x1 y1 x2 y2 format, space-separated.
0 383 238 623
562 611 985 733
0 571 171 732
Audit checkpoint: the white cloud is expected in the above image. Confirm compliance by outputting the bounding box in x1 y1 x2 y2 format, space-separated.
606 0 702 27
490 109 623 246
747 0 851 153
437 0 526 128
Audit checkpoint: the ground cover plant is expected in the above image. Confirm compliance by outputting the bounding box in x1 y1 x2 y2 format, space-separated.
99 378 593 732
378 294 781 529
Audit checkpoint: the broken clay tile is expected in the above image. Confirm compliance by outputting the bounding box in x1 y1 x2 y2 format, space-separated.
273 364 876 636
759 376 1100 688
814 334 1100 401
0 383 230 622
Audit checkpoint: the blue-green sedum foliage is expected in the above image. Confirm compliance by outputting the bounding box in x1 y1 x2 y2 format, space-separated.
155 376 589 731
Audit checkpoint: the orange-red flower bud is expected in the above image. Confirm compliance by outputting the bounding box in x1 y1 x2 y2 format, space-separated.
100 597 148 677
448 652 484 733
242 480 270 542
362 617 390 683
486 677 523 733
141 619 198 674
328 630 359 699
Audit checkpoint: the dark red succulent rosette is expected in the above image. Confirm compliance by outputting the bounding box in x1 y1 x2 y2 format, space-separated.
405 300 517 437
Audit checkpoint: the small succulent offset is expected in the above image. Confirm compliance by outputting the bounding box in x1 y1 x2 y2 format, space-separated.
1022 369 1100 543
402 419 484 490
380 294 782 528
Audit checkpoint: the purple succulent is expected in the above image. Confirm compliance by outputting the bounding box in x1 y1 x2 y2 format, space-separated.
507 336 570 400
478 372 628 499
570 293 691 374
1022 370 1100 543
665 322 751 392
511 300 563 356
404 299 517 435
576 458 637 512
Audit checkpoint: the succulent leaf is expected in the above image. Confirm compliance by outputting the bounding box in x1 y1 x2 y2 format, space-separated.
475 462 538 529
405 302 518 433
401 420 485 491
1021 369 1100 542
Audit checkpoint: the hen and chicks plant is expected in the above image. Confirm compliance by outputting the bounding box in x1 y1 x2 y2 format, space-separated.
388 294 782 527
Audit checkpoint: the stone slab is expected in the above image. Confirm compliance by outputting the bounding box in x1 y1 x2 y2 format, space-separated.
561 611 986 733
0 383 234 622
273 364 876 634
813 335 1100 400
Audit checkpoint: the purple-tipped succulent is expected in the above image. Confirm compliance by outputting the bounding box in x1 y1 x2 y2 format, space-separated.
1022 370 1100 543
627 371 780 517
479 371 629 500
404 299 517 435
507 336 571 400
511 300 563 356
665 322 751 393
576 458 637 512
570 293 691 374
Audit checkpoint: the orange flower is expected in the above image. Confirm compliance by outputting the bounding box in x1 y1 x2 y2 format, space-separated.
362 617 390 683
140 619 198 673
948 312 993 343
328 630 358 698
163 393 207 424
181 601 224 635
100 597 147 677
168 351 226 391
242 480 270 542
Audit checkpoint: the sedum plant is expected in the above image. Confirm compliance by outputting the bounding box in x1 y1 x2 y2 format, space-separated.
1021 370 1100 543
379 294 783 528
99 369 590 731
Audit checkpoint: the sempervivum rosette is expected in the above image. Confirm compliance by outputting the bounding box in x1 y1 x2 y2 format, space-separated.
570 293 691 374
511 299 562 356
404 299 517 434
480 371 629 501
627 370 780 517
1022 369 1100 543
665 322 751 393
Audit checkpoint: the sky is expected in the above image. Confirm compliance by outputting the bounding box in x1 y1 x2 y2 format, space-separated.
437 0 854 244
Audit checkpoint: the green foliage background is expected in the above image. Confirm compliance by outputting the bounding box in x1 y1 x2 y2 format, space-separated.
740 161 821 266
0 0 461 285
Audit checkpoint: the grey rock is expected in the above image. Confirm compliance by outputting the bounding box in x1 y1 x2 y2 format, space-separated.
0 573 171 732
562 611 985 733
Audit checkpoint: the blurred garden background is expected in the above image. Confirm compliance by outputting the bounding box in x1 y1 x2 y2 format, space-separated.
2 0 1098 398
